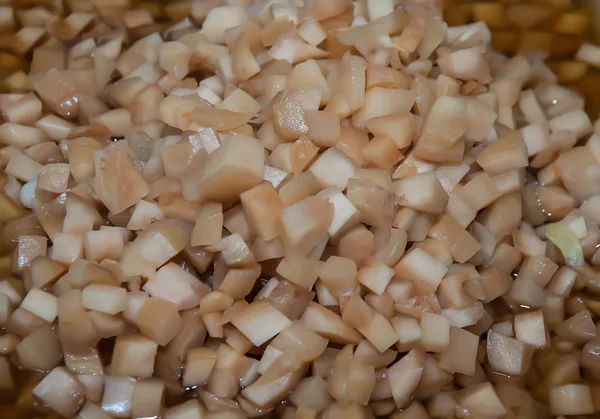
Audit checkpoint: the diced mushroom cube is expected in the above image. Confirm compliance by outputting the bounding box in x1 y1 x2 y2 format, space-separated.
33 367 85 418
231 301 291 347
135 297 183 346
111 334 159 378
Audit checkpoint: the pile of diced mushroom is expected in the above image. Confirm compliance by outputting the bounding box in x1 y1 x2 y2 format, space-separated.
1 0 600 418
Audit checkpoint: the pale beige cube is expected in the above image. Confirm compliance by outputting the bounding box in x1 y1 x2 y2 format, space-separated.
78 374 104 403
183 347 217 388
5 150 43 182
215 234 256 268
242 364 307 408
257 345 284 376
263 165 289 189
279 196 333 256
240 358 260 389
520 123 549 157
278 171 321 208
461 172 502 212
62 193 102 236
159 41 191 79
298 17 326 46
84 230 125 263
547 266 578 297
164 399 204 419
519 88 548 126
143 262 199 310
549 384 595 416
305 110 341 147
14 235 47 272
357 262 394 296
252 237 285 263
394 248 448 292
270 322 328 365
49 233 84 264
316 187 361 239
123 291 149 324
313 281 337 307
37 163 70 193
0 93 42 125
193 134 264 203
92 140 150 212
289 376 331 413
20 288 57 323
438 45 491 84
33 367 85 418
514 310 547 347
88 311 126 339
359 312 399 353
374 228 407 268
231 301 291 347
111 334 158 378
82 284 127 315
393 172 449 214
219 88 261 114
420 313 450 353
230 35 260 82
327 344 376 406
222 266 262 300
391 316 422 353
191 202 223 247
438 327 479 376
199 291 234 314
352 87 416 128
367 113 415 150
386 279 415 305
202 311 224 338
335 224 375 264
240 182 283 241
120 221 188 278
270 137 319 174
554 310 597 344
319 256 357 298
30 256 67 289
491 320 514 337
550 108 592 140
127 200 165 231
7 306 45 338
428 214 481 264
36 114 75 141
131 379 165 419
388 348 425 408
102 376 136 418
487 330 534 376
300 302 362 345
0 279 23 306
67 260 117 292
309 147 358 190
16 323 62 371
135 297 183 346
166 308 207 358
64 349 103 376
99 226 132 245
456 382 507 418
55 289 100 354
272 101 309 140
